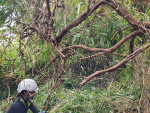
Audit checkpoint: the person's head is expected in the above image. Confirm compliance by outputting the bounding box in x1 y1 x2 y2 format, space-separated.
17 79 39 100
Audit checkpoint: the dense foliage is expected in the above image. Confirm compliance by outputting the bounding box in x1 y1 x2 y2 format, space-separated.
1 0 150 112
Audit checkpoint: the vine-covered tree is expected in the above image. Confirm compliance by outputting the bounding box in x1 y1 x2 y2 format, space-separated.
1 0 150 112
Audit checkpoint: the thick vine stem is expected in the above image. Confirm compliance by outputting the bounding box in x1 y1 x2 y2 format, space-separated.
80 52 127 60
80 42 150 86
62 29 144 53
53 0 150 45
111 26 132 40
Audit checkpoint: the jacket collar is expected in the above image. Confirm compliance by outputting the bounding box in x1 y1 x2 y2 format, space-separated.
20 97 30 108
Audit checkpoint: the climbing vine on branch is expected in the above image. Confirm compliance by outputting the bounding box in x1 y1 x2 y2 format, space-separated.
1 0 150 112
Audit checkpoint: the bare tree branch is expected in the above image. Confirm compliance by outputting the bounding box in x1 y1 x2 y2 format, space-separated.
46 0 51 20
80 52 127 60
80 41 150 86
54 0 150 45
45 57 65 113
54 0 105 44
110 52 128 57
62 29 144 53
111 26 132 40
129 36 136 54
104 0 150 29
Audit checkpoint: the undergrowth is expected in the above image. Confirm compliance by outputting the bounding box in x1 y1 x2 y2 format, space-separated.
0 67 144 113
33 74 141 113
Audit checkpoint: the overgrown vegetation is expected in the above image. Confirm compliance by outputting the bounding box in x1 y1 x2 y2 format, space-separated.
1 0 150 112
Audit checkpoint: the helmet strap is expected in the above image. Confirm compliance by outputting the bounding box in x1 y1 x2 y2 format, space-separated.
23 94 29 101
20 94 29 108
20 92 29 101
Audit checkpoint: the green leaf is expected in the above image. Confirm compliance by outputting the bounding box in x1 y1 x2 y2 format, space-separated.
5 2 7 8
2 0 4 5
77 2 81 15
128 0 131 6
136 36 142 42
146 9 150 19
70 0 77 6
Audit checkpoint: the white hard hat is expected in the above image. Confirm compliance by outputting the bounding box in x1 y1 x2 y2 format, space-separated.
17 79 39 92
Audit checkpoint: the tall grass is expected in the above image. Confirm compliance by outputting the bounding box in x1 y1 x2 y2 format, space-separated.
0 70 145 113
31 72 141 113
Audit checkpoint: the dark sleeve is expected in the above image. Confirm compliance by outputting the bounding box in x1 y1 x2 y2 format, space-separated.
29 101 39 113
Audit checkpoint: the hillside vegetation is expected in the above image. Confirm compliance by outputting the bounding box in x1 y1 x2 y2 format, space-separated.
1 0 150 112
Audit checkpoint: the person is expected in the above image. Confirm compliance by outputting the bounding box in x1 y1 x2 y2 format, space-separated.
6 79 44 113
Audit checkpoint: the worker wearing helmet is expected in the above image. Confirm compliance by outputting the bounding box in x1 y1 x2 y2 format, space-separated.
6 79 44 113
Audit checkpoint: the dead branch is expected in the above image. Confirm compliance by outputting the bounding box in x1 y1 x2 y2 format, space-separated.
80 42 150 86
62 29 144 53
104 0 150 29
53 0 150 45
129 36 136 54
45 58 65 113
51 0 57 17
54 0 105 44
80 52 127 60
111 26 132 40
80 52 104 60
110 52 128 57
46 0 51 20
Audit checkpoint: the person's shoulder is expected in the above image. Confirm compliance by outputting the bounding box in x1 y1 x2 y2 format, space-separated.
6 97 23 110
6 97 27 113
12 97 22 104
